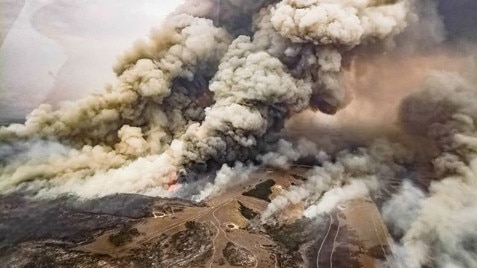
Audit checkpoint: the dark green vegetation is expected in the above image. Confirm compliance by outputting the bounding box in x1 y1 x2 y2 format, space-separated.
242 179 275 202
0 193 156 255
108 227 140 247
0 193 204 264
267 218 317 251
266 217 328 268
158 221 213 266
222 242 256 267
238 201 258 220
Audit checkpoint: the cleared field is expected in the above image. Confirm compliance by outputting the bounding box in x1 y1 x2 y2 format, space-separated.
314 199 393 268
76 169 291 267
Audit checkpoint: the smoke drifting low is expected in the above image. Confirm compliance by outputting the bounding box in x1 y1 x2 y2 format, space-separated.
1 0 477 267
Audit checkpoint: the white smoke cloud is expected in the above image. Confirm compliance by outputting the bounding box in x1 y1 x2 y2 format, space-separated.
381 180 425 239
270 0 409 46
261 139 409 222
304 180 369 217
0 10 232 197
193 162 257 201
390 71 477 267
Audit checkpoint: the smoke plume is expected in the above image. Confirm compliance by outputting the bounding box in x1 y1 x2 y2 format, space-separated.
1 0 477 266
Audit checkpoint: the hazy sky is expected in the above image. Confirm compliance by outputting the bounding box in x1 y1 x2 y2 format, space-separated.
0 0 184 120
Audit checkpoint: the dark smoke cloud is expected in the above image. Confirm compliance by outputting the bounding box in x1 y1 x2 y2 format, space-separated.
438 0 477 41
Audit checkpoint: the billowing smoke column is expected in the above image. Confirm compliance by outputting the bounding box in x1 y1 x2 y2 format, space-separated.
0 0 412 192
395 73 477 267
1 0 477 266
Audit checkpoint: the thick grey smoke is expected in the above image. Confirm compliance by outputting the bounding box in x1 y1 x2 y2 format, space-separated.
1 1 477 266
393 72 477 268
1 0 411 194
